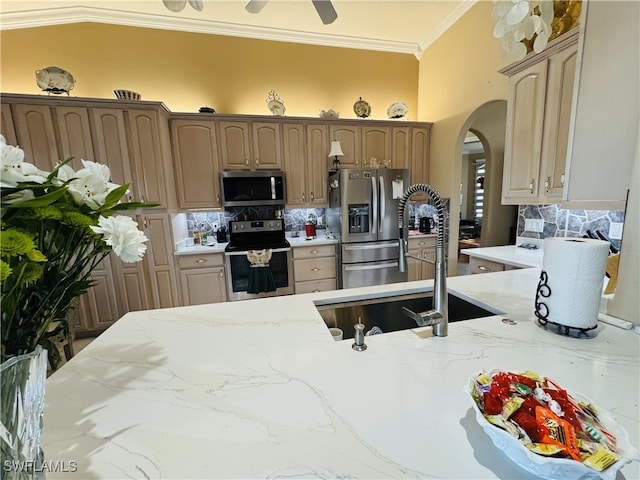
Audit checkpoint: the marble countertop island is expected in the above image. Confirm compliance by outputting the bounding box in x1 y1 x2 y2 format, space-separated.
460 245 544 269
43 269 639 479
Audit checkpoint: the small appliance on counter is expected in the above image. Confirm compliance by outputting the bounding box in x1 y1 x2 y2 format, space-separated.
419 217 434 234
216 226 228 243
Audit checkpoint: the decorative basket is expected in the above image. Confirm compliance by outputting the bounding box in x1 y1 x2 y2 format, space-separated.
113 89 141 101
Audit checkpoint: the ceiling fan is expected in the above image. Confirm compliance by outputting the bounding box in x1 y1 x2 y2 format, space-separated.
245 0 338 25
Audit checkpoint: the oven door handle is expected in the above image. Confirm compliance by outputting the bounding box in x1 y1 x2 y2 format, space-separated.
225 247 291 256
344 261 399 271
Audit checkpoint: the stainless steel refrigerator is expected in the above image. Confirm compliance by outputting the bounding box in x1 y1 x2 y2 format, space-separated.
326 168 410 289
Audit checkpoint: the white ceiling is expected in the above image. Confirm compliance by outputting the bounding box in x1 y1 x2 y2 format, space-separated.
0 0 477 57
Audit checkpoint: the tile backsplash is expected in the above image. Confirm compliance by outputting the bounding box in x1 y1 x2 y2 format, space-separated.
183 201 449 239
518 204 625 251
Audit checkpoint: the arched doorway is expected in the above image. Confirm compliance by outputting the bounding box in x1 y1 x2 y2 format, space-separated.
454 100 517 274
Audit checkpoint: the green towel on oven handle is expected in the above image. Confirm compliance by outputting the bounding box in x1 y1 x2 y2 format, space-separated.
247 265 276 294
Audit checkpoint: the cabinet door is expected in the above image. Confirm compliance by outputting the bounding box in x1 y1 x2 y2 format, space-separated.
142 214 179 309
407 247 423 282
410 127 430 201
0 103 17 146
179 267 227 305
75 257 120 334
306 124 329 205
219 121 252 170
171 120 221 208
391 127 411 170
362 126 390 166
330 125 360 168
252 121 282 169
54 106 94 169
283 123 306 206
126 109 168 207
90 108 134 198
111 251 152 317
541 43 577 201
12 104 59 170
502 61 548 203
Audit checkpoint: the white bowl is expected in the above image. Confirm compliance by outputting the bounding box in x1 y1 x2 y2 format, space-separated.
465 369 639 480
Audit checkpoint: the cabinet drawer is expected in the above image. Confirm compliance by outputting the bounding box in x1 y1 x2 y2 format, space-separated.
293 257 336 282
177 253 224 269
469 257 505 274
408 237 436 250
295 278 336 294
292 244 336 259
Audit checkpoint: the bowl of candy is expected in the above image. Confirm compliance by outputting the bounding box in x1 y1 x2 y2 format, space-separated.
466 369 638 480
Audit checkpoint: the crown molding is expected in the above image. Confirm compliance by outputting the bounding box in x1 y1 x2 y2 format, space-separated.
417 0 477 58
0 6 422 57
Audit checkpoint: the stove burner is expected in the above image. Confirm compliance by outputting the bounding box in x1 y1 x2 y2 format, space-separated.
225 219 289 252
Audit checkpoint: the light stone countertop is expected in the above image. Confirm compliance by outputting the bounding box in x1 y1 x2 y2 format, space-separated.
43 269 639 479
460 245 544 269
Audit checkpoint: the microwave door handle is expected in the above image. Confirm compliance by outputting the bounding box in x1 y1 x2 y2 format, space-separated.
271 176 276 200
371 176 377 234
379 176 385 233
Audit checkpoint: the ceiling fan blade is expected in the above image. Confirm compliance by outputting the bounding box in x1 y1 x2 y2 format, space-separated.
311 0 337 25
245 0 269 14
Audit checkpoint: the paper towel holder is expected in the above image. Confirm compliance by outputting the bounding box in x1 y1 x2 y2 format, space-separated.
534 270 598 337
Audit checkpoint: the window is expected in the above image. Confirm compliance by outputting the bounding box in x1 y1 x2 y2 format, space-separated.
474 159 485 221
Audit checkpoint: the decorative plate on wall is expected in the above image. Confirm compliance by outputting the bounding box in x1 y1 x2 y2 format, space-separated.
35 66 75 95
353 97 371 118
387 102 408 119
266 90 286 116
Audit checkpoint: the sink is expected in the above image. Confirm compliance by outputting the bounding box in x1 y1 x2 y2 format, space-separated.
314 290 503 339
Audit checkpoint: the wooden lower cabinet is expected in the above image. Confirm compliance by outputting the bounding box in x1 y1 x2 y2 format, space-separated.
74 213 178 336
407 237 436 281
293 244 337 293
469 256 521 274
177 253 227 305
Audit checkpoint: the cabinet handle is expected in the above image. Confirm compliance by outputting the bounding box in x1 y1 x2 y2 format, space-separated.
196 259 207 264
311 268 320 272
141 195 146 204
529 179 535 194
545 176 551 194
219 270 224 279
310 250 319 254
216 194 220 204
256 158 260 165
302 192 305 202
479 265 488 271
560 174 565 186
310 192 314 201
312 290 320 293
143 216 148 229
245 159 249 166
419 241 425 245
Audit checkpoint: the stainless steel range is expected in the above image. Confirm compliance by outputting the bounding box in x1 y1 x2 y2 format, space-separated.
224 219 293 301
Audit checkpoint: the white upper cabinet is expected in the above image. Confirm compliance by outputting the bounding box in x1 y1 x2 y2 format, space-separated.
500 29 578 205
563 0 639 208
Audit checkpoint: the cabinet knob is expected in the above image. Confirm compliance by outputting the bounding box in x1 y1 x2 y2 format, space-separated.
479 265 488 271
311 268 320 272
310 250 318 254
196 259 207 264
312 290 320 293
529 179 535 194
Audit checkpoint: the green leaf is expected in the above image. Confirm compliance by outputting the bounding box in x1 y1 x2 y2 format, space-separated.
3 187 67 208
111 201 161 211
97 184 130 212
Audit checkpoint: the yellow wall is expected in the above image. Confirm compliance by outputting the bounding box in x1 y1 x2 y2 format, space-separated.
0 23 419 118
417 1 508 197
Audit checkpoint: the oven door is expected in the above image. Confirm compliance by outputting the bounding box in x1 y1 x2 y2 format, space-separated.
224 248 293 301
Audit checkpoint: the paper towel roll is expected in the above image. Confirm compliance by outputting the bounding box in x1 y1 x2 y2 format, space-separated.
535 238 610 330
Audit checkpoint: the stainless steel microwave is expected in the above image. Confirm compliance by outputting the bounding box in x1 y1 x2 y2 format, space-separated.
220 170 285 207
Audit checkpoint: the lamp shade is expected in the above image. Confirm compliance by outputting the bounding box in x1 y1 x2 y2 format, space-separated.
328 140 344 157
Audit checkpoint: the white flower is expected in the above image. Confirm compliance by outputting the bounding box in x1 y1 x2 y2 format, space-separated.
63 159 121 210
91 215 148 263
492 0 553 61
0 134 49 187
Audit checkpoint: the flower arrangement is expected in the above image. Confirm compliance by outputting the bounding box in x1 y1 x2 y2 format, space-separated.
0 135 155 368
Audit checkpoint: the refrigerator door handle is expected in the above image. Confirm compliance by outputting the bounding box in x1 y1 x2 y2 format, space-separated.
371 175 377 234
379 176 385 233
344 261 399 271
344 241 399 250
